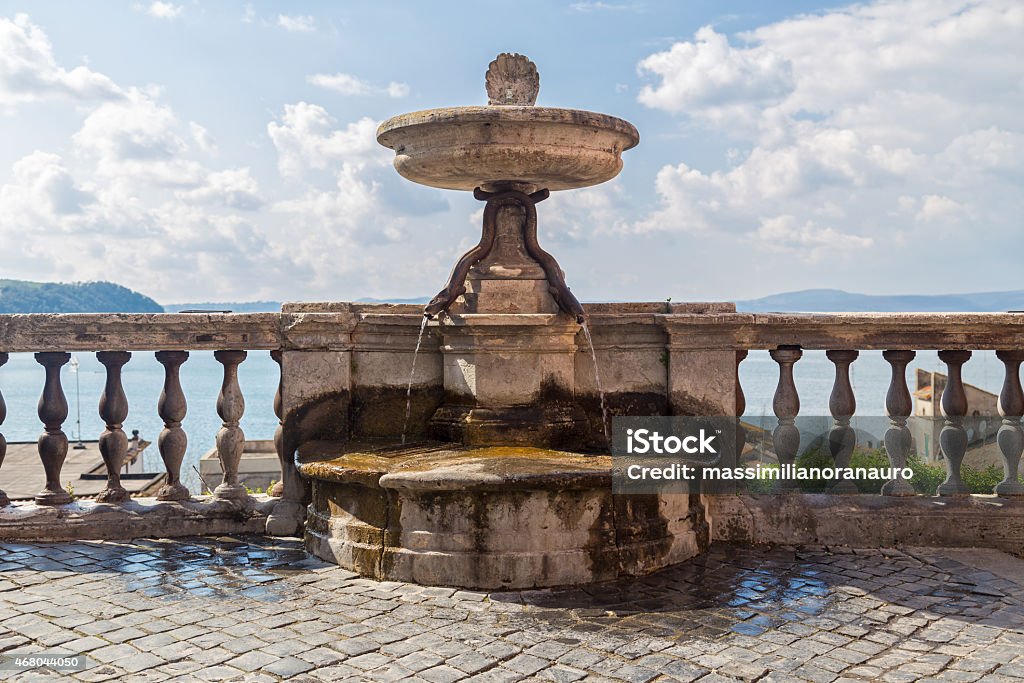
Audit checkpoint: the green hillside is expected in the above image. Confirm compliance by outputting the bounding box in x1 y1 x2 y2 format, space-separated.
0 279 163 314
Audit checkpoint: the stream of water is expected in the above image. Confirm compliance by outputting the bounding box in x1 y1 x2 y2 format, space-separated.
401 316 430 445
581 321 610 447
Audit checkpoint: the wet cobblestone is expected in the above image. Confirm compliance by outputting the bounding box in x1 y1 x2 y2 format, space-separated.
2 537 1024 681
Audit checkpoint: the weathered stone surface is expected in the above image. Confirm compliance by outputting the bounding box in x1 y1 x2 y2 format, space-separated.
661 311 1024 350
300 443 706 589
3 309 1022 354
429 315 586 447
438 316 576 394
486 53 539 106
5 536 1024 681
669 349 738 416
377 106 639 192
0 312 281 352
706 493 1024 552
0 495 276 541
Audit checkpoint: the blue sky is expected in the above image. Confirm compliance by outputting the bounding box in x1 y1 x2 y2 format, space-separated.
0 1 1020 304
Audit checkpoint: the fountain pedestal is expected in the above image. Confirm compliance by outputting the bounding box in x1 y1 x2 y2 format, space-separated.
428 315 586 447
452 198 560 316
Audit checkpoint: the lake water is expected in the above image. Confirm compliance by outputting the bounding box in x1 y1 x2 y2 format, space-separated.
0 349 1006 493
0 351 279 493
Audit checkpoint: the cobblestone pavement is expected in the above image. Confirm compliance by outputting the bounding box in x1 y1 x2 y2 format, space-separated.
3 538 1024 682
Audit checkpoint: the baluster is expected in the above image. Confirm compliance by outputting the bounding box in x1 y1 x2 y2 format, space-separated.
266 350 306 535
881 350 916 496
0 353 8 507
214 350 247 500
937 350 971 496
827 350 859 494
155 351 190 501
269 350 284 498
770 346 802 492
96 351 131 503
35 352 72 505
994 350 1024 497
734 350 748 493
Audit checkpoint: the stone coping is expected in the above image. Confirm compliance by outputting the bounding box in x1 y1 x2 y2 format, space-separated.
281 301 736 314
0 495 277 542
297 440 611 492
3 305 1023 352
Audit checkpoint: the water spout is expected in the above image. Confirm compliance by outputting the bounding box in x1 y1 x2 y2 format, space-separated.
401 315 430 445
581 321 610 448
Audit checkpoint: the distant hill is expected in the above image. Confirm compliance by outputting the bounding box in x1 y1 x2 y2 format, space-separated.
163 297 431 312
736 288 1024 313
0 279 162 314
163 301 282 313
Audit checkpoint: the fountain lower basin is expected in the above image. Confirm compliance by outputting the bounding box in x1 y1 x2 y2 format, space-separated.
298 441 706 590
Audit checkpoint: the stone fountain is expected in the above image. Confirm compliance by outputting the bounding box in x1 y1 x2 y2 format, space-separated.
295 55 736 589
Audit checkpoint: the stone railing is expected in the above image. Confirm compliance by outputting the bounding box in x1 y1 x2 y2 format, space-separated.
0 306 428 540
0 312 298 537
3 307 1024 549
658 312 1024 551
661 312 1024 496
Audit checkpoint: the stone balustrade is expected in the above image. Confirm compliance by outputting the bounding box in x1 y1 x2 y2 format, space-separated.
1 307 1023 548
0 307 429 539
659 311 1024 499
0 313 292 538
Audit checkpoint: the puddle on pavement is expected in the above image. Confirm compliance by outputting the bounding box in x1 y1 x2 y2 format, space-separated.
492 545 841 641
88 536 312 602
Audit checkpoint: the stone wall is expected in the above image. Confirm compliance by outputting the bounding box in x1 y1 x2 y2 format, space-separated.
706 493 1024 555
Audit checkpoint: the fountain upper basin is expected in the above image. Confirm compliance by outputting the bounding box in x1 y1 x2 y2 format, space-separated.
377 106 639 192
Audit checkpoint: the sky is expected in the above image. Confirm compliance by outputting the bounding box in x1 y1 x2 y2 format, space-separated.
0 0 1020 305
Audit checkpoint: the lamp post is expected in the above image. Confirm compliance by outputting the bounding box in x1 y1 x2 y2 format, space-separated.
69 355 85 450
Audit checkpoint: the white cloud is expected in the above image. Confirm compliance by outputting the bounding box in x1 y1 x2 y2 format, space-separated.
569 2 642 12
189 121 216 154
544 184 631 245
145 2 183 20
307 72 409 98
267 102 382 177
755 215 873 263
277 14 315 32
386 82 410 98
242 4 255 23
632 0 1024 265
177 168 263 210
0 147 278 299
0 16 453 303
914 194 964 224
0 14 124 109
73 90 201 185
637 25 794 119
0 151 93 219
272 162 380 241
307 73 372 96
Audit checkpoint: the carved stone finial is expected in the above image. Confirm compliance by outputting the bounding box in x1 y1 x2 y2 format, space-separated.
486 53 539 106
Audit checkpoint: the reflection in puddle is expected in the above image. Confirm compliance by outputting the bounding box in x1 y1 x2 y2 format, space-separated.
88 536 312 602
